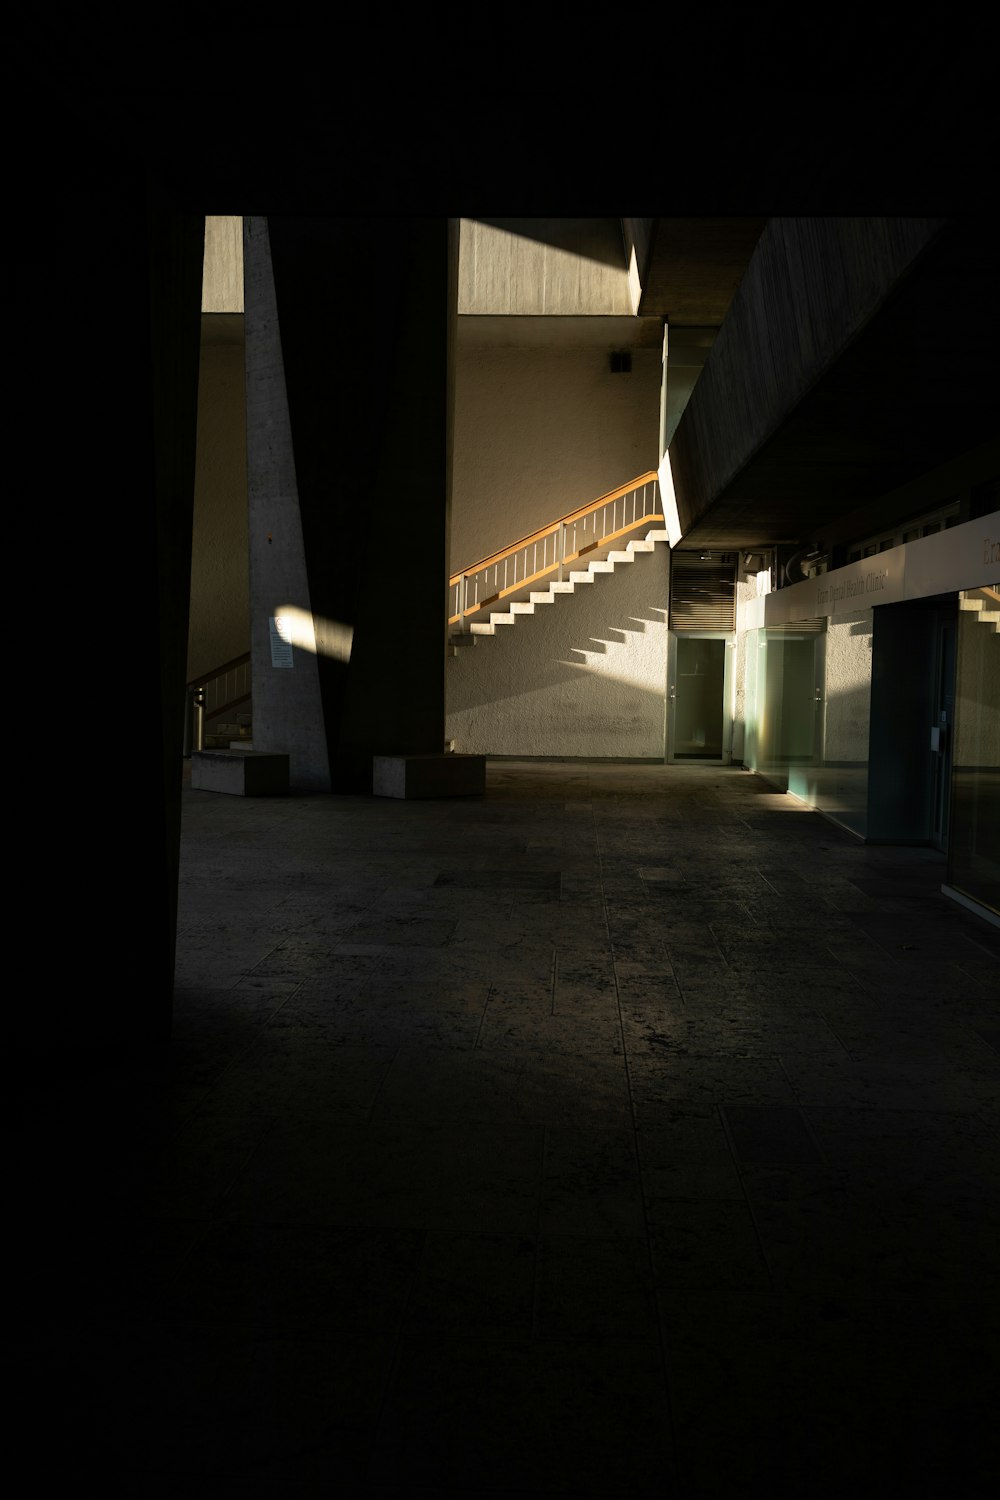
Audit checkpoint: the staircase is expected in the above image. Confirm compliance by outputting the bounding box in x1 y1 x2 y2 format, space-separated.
449 471 666 648
186 652 252 751
959 585 1000 632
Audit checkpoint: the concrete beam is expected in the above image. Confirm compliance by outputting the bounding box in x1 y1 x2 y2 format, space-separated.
669 217 953 547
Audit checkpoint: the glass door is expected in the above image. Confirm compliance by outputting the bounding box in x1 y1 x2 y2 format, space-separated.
930 613 956 852
667 633 733 762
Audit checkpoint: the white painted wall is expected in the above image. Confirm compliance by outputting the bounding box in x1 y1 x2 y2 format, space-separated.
202 216 244 313
731 576 757 762
451 337 661 572
824 609 873 761
458 219 632 316
446 545 669 757
188 335 249 681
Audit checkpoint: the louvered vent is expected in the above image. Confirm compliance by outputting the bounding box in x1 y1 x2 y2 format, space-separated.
669 554 736 632
764 618 826 635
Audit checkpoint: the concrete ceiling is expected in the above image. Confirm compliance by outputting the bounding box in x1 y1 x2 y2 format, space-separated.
675 216 1000 550
457 315 662 349
632 219 768 325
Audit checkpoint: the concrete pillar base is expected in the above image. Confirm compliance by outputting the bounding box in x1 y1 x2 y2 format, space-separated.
191 750 290 796
372 753 486 799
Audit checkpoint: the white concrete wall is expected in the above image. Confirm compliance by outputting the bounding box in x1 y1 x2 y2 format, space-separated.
824 609 873 761
451 339 661 572
202 216 244 313
731 576 757 762
458 219 632 315
187 336 249 680
446 546 669 757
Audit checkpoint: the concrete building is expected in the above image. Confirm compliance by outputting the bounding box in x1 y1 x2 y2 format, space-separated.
12 35 999 1491
189 214 998 932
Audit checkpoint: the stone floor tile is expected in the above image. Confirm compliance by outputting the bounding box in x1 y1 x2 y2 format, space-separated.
159 1221 425 1336
740 1162 904 1294
535 1233 657 1340
628 1052 796 1109
782 1052 997 1111
540 1126 646 1235
403 1230 536 1338
30 756 995 1494
647 1198 771 1289
722 1103 825 1166
636 1107 745 1201
369 1337 674 1496
659 1288 999 1498
207 1032 398 1120
220 1116 545 1233
476 1007 622 1053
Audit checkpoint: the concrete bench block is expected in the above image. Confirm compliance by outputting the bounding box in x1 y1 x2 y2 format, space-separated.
373 752 486 799
191 750 289 796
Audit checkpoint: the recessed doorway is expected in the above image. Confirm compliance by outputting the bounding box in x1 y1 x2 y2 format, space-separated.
667 633 733 762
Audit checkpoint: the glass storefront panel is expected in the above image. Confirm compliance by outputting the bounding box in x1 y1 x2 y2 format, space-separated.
947 590 1000 917
673 636 727 758
744 611 872 837
752 625 823 796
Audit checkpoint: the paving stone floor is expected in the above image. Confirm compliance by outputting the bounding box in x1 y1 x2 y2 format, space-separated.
15 761 1000 1496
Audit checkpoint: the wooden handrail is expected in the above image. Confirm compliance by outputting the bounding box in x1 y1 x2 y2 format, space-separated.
447 511 665 623
449 471 659 585
188 651 251 690
204 690 252 722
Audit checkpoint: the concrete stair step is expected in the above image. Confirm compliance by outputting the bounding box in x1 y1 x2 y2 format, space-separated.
452 528 666 642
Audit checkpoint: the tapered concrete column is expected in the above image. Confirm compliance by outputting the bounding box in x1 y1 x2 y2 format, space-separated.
243 216 331 791
262 215 453 791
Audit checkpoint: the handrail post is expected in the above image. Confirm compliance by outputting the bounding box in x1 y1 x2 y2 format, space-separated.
186 685 205 755
462 574 469 632
558 522 566 582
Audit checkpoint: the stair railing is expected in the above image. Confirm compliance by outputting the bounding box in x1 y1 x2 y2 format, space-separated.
449 471 662 629
184 651 251 754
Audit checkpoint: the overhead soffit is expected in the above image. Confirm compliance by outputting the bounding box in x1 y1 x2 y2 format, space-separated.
675 218 1000 550
637 218 768 324
457 315 663 349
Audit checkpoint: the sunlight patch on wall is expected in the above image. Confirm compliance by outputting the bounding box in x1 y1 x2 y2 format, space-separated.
275 605 353 662
658 450 681 547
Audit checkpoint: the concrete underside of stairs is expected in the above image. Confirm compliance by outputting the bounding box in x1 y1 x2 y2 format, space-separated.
447 541 669 757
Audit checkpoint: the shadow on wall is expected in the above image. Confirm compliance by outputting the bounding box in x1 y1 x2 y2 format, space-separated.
448 608 668 716
446 559 670 757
